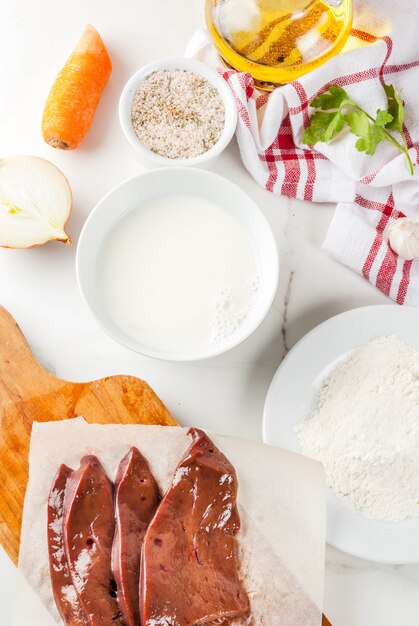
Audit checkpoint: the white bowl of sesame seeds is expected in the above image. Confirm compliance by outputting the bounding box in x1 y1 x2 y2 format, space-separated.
119 58 238 167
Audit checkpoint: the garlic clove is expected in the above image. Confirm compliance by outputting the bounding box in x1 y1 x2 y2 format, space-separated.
0 156 72 249
388 217 419 261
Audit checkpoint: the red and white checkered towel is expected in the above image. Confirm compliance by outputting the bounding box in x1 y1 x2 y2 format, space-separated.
186 0 419 306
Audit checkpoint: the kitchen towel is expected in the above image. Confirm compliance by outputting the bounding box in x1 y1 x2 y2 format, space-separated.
186 0 419 305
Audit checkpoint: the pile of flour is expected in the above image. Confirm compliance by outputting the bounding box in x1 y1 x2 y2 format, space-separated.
296 336 419 521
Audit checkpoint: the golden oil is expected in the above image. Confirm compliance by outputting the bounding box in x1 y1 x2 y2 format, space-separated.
206 0 353 89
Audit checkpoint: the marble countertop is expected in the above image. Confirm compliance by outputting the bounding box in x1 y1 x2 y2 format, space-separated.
1 0 418 623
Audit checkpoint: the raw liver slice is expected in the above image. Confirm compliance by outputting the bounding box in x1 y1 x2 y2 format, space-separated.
63 455 125 626
47 464 89 626
141 428 250 626
112 447 160 626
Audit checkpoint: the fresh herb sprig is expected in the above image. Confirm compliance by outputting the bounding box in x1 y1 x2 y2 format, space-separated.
302 84 414 176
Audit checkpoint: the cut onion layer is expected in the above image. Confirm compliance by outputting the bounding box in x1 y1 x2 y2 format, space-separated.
0 156 72 249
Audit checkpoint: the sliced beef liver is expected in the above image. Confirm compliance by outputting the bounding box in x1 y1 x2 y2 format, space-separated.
141 428 249 626
112 447 160 626
47 464 89 626
63 455 125 626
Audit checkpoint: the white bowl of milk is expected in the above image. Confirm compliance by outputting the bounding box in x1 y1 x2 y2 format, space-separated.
77 168 279 361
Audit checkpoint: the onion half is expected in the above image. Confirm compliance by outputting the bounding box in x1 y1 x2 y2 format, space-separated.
0 156 72 249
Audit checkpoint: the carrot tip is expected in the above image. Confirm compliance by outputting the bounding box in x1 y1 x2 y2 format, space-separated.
47 138 70 150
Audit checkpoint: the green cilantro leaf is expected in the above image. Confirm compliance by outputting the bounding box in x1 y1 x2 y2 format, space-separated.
384 84 404 132
310 85 351 111
344 109 370 137
302 110 345 145
302 81 413 175
345 110 387 155
374 109 393 127
323 112 345 141
354 130 384 156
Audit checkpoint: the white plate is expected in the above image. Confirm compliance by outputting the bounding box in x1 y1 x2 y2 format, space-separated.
263 304 419 564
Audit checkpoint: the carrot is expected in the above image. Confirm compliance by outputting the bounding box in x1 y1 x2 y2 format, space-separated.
42 24 112 150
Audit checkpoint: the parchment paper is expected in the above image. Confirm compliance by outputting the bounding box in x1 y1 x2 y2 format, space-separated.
17 418 326 625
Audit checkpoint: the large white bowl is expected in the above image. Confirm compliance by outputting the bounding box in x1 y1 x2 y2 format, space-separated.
77 168 279 361
119 58 238 168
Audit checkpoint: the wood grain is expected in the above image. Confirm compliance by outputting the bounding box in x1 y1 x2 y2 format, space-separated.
0 305 176 565
0 305 333 625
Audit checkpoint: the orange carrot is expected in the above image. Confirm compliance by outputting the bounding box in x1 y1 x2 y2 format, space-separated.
42 24 112 150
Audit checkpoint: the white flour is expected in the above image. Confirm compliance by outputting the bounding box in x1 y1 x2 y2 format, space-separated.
296 336 419 522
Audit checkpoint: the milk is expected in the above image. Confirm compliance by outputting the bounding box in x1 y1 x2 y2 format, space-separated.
99 195 260 353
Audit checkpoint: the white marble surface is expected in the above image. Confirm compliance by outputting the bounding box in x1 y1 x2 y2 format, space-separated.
0 0 418 624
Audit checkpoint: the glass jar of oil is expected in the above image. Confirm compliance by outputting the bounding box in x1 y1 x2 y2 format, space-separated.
206 0 353 88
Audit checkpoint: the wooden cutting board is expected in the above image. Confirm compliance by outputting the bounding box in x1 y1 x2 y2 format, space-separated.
0 305 177 565
0 305 333 626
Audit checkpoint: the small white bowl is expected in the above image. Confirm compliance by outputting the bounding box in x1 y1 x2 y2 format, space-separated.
76 168 279 361
119 57 238 168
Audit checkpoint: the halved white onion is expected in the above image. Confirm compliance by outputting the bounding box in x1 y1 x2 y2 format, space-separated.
0 155 72 249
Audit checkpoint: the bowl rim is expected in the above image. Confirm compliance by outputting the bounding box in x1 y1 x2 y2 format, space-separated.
76 167 279 362
119 57 238 166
